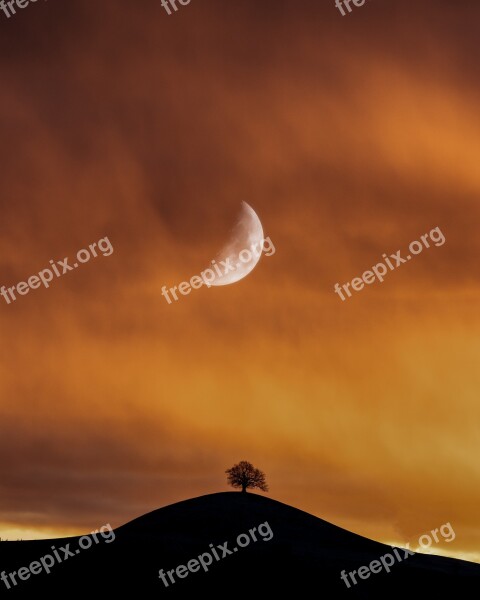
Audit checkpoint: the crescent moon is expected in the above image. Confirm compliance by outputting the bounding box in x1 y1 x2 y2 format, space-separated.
210 202 264 286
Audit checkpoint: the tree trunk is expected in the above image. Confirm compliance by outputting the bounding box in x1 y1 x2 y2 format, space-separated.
241 485 247 493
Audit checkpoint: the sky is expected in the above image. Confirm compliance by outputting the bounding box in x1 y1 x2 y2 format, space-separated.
0 0 479 563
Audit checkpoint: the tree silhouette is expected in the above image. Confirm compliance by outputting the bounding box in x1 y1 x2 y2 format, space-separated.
226 461 268 493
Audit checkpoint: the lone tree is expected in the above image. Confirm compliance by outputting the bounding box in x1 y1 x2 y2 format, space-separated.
226 461 268 493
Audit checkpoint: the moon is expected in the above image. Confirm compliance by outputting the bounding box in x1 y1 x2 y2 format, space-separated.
210 202 264 286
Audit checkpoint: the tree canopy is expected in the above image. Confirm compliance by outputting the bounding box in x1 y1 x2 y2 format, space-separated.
226 461 268 493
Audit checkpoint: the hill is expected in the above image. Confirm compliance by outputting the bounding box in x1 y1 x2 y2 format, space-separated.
0 492 477 597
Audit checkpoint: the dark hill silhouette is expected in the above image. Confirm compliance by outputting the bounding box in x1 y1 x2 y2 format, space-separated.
0 492 478 597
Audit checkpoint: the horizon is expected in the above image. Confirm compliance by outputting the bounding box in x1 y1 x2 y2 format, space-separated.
1 490 477 565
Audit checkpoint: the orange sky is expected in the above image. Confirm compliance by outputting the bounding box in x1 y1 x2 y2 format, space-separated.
0 0 479 563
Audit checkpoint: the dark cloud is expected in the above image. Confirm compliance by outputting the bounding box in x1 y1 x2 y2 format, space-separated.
0 0 478 560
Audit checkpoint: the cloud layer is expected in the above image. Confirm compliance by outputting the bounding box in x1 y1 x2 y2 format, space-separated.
0 0 478 561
